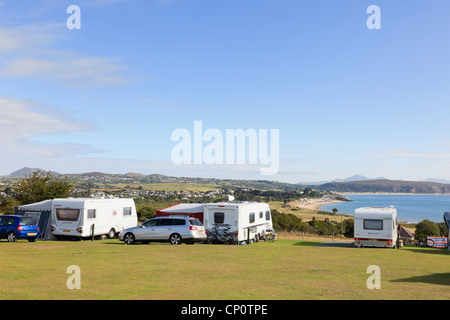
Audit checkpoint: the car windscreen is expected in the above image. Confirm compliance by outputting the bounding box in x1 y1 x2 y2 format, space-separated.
56 209 80 222
189 219 203 226
20 217 37 225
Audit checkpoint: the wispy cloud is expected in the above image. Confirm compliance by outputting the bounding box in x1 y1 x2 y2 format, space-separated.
0 56 128 88
0 95 96 157
0 23 130 88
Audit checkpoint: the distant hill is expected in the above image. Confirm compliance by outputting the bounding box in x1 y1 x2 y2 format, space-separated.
125 172 146 177
65 171 112 177
334 175 387 182
299 174 387 185
8 167 61 178
315 179 450 194
421 178 450 184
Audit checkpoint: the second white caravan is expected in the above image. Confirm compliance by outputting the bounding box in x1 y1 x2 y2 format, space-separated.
51 198 138 239
203 201 274 244
354 207 398 248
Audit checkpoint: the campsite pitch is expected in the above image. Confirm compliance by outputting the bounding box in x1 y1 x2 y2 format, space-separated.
0 238 448 300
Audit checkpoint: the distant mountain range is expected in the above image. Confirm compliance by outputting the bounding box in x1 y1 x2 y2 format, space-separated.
334 175 387 182
5 168 450 194
7 168 147 178
314 179 450 194
299 174 450 185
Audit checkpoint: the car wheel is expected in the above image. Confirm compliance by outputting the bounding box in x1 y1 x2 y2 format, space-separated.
7 232 17 243
123 233 135 245
107 228 116 239
28 238 37 242
169 233 182 245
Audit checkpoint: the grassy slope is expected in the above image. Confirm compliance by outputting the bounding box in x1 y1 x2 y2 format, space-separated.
0 238 448 300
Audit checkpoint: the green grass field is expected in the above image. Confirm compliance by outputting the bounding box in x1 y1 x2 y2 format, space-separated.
0 237 448 300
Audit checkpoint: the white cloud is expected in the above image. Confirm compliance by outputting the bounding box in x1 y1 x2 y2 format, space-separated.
1 56 128 88
0 24 129 88
0 95 95 156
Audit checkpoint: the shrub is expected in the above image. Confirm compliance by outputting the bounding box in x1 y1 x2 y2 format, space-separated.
415 219 441 242
137 206 156 222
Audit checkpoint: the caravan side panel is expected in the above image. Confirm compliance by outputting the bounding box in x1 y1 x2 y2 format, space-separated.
51 198 137 239
204 202 274 243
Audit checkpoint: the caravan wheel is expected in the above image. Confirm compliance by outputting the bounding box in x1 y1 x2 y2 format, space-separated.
107 228 116 239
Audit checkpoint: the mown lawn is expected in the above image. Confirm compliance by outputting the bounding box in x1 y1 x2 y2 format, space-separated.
0 238 448 300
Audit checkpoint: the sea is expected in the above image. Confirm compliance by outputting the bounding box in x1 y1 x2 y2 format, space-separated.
319 194 450 223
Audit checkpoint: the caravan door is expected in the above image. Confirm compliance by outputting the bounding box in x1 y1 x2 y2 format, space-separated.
210 208 237 229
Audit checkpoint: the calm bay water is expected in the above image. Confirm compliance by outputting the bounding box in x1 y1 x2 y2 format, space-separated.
320 194 450 223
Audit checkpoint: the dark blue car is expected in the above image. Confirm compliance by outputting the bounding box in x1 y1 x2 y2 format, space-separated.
0 215 40 242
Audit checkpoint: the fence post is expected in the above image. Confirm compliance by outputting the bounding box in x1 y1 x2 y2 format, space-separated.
91 224 95 241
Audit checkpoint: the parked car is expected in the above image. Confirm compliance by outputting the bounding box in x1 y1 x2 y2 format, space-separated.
119 216 206 245
0 215 40 242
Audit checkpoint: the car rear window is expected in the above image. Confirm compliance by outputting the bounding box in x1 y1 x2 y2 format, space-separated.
189 219 203 226
20 217 37 225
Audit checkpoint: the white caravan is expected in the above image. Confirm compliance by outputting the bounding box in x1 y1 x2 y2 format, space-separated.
354 207 398 248
51 198 138 239
203 201 274 243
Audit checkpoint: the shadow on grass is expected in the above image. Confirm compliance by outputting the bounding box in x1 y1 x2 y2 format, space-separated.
404 246 450 256
291 241 324 247
391 273 450 286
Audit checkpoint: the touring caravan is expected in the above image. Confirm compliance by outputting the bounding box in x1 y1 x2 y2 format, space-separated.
203 201 274 244
354 207 398 248
50 198 138 239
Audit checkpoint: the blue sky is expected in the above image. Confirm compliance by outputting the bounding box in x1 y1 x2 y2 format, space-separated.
0 0 450 183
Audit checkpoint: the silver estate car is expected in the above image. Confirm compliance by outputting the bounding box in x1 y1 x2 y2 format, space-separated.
119 216 206 245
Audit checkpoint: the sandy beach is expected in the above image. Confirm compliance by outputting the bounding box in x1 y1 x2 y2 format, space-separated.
297 198 345 211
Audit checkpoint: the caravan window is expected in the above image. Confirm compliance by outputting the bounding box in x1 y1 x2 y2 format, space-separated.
249 212 255 224
123 207 132 216
214 212 225 224
363 219 383 230
56 209 80 222
266 210 271 221
259 211 263 219
87 209 96 219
